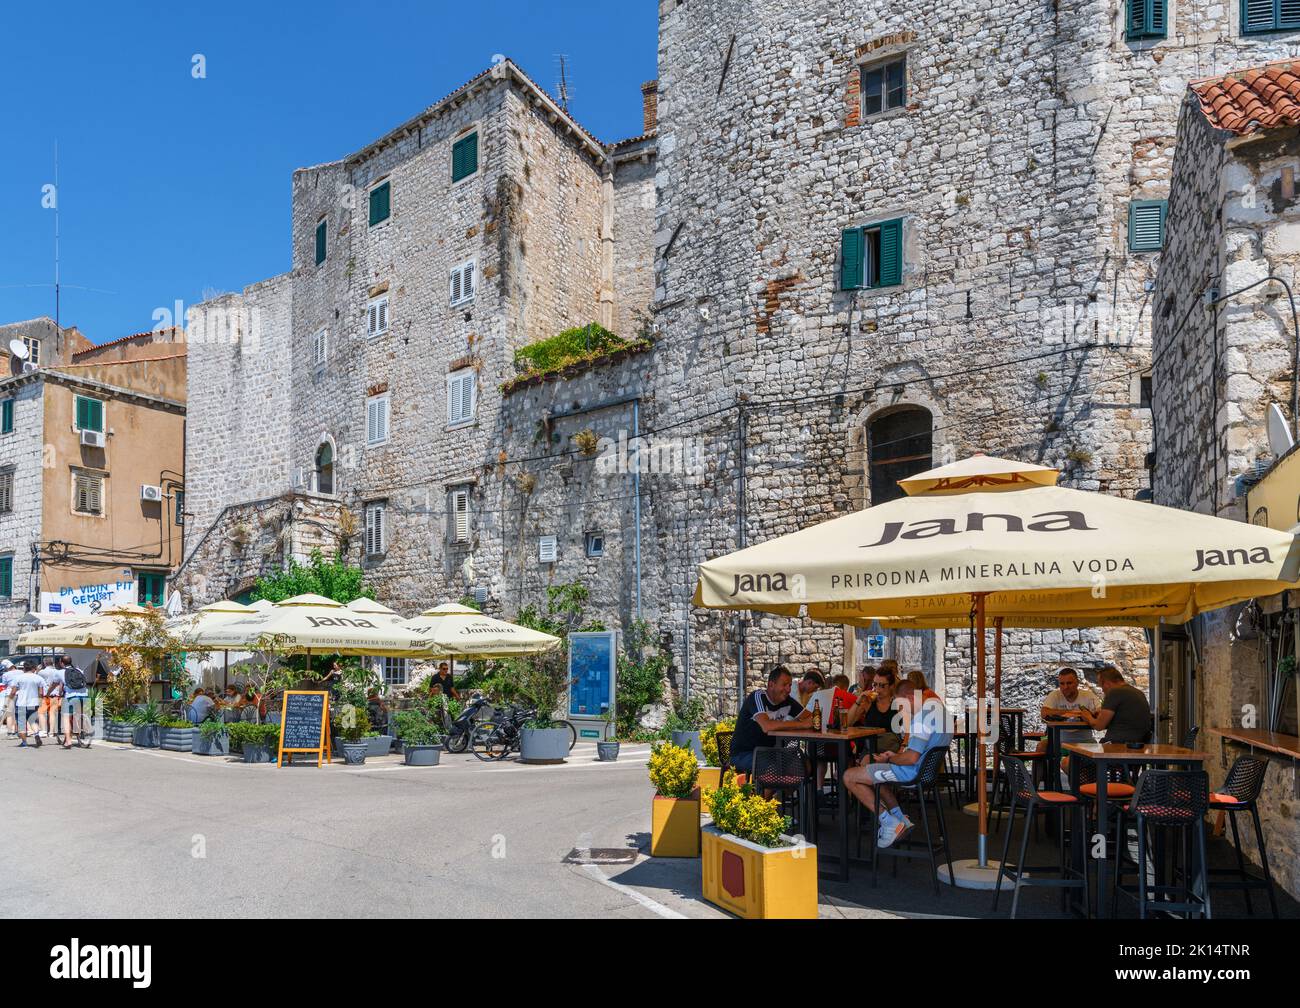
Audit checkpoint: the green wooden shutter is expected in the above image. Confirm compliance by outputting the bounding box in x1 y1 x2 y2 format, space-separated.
1281 0 1300 27
368 182 390 226
0 557 11 598
1127 0 1168 38
1126 0 1146 35
315 219 327 264
1129 200 1167 251
840 228 864 290
878 218 903 287
452 133 479 182
76 396 103 432
1 399 12 434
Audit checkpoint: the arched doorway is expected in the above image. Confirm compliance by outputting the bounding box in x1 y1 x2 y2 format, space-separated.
315 441 334 495
866 405 933 505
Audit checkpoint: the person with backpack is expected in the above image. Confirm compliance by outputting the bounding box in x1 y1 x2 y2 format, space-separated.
60 655 91 748
38 657 65 742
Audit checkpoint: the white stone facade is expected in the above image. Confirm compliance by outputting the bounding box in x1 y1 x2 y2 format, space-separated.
0 381 47 651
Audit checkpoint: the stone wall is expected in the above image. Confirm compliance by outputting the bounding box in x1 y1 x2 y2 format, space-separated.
0 381 46 651
611 142 657 340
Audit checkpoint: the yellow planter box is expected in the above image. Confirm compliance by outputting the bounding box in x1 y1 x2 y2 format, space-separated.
651 789 701 857
701 825 818 919
697 766 722 806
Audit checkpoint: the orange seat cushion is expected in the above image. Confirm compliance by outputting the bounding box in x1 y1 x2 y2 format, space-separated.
1078 782 1135 798
1209 792 1240 806
1036 791 1079 804
1009 751 1045 759
1022 732 1045 740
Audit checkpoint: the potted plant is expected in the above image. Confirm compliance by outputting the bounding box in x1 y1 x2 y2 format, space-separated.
648 742 701 857
228 721 280 763
126 701 163 748
701 772 817 919
667 694 707 761
159 718 197 752
192 718 230 756
393 708 445 766
336 703 370 765
520 716 571 764
596 713 620 761
698 718 736 795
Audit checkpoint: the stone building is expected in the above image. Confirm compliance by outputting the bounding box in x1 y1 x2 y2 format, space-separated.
177 61 660 657
0 321 187 652
1153 60 1300 900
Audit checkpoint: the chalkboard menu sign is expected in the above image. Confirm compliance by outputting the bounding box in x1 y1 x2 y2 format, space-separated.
277 690 330 767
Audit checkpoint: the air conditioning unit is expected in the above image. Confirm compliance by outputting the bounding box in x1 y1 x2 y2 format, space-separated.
140 484 163 502
80 429 106 448
538 535 557 564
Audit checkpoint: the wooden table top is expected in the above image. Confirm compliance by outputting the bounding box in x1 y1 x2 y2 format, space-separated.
1208 726 1300 760
1043 718 1088 728
781 727 884 742
1064 742 1208 762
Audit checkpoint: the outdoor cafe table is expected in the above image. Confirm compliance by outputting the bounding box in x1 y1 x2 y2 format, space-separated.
1042 718 1090 786
1064 743 1209 918
779 726 884 882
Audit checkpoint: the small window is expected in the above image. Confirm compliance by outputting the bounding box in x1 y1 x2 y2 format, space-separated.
861 56 906 118
366 295 389 337
1140 375 1153 409
314 218 327 265
452 132 479 183
364 502 387 556
312 329 328 367
315 442 334 495
0 471 12 513
73 471 104 516
0 556 12 599
1126 0 1168 39
137 571 166 607
1129 200 1167 252
23 337 40 366
448 485 471 543
447 370 477 426
450 260 476 306
840 219 903 290
75 395 104 433
366 393 390 447
382 657 408 686
1 399 12 434
368 181 391 226
174 489 185 525
1241 0 1300 33
538 535 557 564
585 532 605 558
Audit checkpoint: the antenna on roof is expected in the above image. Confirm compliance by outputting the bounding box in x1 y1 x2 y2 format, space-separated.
555 54 571 114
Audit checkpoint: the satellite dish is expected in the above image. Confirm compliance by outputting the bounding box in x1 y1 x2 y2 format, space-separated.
8 339 28 360
1267 403 1295 458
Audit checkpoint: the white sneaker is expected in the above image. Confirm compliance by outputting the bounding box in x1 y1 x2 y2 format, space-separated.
878 815 914 849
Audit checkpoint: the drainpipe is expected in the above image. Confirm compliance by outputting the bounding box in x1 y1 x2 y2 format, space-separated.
736 405 748 710
632 398 643 622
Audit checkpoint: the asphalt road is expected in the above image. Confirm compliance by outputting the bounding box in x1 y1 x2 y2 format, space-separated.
0 737 722 919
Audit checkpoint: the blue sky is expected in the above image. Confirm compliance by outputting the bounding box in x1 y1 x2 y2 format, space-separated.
0 0 657 342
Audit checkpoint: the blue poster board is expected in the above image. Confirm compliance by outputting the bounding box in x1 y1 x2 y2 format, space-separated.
569 631 616 720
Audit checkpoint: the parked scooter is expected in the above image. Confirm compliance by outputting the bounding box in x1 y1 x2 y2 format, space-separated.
444 692 492 753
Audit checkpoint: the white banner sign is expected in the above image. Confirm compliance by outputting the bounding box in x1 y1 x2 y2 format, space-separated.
42 579 137 618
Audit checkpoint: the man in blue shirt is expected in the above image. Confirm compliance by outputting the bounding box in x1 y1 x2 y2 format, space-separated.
844 679 951 848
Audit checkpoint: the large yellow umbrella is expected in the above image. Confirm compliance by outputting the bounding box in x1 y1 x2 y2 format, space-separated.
16 603 153 649
401 604 561 659
693 453 1300 881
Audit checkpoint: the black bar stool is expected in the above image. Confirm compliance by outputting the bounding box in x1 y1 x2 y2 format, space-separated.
991 712 1048 833
862 746 953 896
752 745 807 834
992 754 1090 917
1113 769 1212 919
1208 754 1279 918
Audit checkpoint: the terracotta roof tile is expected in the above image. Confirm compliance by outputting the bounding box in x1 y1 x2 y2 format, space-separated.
1191 61 1300 135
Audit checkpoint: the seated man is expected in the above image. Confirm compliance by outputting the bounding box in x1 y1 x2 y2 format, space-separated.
729 665 812 774
1036 667 1099 776
844 679 951 848
1073 664 1151 744
189 688 216 723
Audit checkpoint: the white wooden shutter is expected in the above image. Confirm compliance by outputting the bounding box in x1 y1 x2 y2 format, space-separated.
377 297 388 333
312 329 327 366
450 488 470 542
449 262 475 306
538 535 557 563
447 371 476 425
367 296 388 337
75 472 102 514
365 503 386 555
367 395 390 445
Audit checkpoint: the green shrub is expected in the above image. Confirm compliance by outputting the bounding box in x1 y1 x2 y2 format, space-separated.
701 719 736 767
227 722 281 753
705 772 791 848
512 323 626 375
648 743 699 798
393 709 444 746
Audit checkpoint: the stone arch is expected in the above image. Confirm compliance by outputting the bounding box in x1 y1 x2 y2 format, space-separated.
845 385 949 509
314 433 337 495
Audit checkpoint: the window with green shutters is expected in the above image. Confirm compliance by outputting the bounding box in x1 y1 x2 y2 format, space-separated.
137 571 166 607
840 219 904 290
1126 0 1168 39
368 181 390 226
1 399 12 434
0 556 11 599
315 218 327 264
452 132 479 182
75 395 103 432
1128 200 1167 251
1241 0 1300 33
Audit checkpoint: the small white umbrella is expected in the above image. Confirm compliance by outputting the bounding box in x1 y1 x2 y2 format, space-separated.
16 603 153 649
401 603 561 659
344 597 405 624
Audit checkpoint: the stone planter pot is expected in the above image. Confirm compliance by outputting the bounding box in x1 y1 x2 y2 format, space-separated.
105 720 134 744
402 744 442 767
701 826 817 919
160 727 197 752
131 725 160 748
192 730 229 756
242 743 273 764
671 730 704 761
334 735 393 759
596 740 620 761
341 741 368 765
651 789 701 857
519 727 569 764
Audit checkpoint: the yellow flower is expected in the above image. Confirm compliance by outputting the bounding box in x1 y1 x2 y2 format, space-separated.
648 742 700 798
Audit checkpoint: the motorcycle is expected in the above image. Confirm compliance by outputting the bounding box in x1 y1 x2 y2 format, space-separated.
444 692 493 753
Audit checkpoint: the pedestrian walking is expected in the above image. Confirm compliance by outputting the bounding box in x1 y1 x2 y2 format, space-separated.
14 659 47 747
0 659 18 736
60 655 91 748
39 656 65 742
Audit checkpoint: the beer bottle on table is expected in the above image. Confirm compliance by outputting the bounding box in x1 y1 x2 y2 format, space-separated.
812 699 823 733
